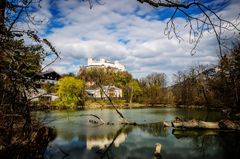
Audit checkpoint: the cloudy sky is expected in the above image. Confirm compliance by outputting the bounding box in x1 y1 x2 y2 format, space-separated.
30 0 240 81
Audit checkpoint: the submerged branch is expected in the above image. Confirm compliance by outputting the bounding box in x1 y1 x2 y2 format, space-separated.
80 114 106 124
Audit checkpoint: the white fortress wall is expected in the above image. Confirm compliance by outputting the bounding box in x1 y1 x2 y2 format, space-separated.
87 58 126 71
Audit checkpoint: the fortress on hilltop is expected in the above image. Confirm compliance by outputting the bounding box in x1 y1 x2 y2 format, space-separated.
86 58 126 71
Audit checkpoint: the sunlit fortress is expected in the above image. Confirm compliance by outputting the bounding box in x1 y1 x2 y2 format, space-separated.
86 58 126 71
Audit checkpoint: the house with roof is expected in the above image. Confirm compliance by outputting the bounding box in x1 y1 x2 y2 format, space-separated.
86 85 123 98
28 69 61 102
36 69 61 84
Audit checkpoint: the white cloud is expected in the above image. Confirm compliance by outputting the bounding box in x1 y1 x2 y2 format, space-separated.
35 0 240 82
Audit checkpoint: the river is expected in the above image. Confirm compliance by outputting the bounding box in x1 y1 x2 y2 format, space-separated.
33 107 240 159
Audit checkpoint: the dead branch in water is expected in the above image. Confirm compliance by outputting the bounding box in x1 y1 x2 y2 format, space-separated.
79 114 106 124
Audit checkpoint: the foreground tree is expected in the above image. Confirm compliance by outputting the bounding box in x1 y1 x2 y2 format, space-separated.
210 42 240 110
0 1 59 157
0 0 59 123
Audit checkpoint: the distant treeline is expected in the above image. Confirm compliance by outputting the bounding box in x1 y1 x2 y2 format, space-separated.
77 43 240 110
171 43 240 110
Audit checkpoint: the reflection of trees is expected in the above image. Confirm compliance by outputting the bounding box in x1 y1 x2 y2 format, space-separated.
48 124 134 159
97 125 133 159
218 132 240 159
173 129 219 158
172 129 240 159
193 135 219 158
139 122 169 137
172 129 218 139
86 131 127 150
99 126 125 159
174 109 222 122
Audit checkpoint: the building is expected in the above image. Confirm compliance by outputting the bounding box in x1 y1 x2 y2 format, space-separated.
28 69 61 102
86 58 126 71
86 86 123 98
27 88 46 101
27 89 59 102
36 69 61 84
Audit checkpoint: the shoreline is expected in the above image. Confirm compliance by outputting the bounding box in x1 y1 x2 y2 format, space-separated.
30 103 224 111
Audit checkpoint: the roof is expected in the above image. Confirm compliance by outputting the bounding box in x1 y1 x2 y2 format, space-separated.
86 85 122 91
102 86 121 90
35 70 61 80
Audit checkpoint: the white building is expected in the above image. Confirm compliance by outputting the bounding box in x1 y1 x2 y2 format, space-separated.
87 58 126 71
27 89 59 102
86 86 123 98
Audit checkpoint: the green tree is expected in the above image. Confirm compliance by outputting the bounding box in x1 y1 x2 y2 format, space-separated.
56 76 85 107
128 80 141 104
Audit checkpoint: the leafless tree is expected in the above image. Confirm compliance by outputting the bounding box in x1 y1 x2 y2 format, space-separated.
137 0 240 56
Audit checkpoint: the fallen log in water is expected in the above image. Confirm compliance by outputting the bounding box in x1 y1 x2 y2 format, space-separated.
171 117 240 130
172 118 219 129
219 120 240 130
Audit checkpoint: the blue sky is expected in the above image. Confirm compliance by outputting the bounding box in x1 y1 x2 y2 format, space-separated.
28 0 240 81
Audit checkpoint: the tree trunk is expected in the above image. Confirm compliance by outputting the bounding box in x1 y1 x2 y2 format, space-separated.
0 0 6 33
129 87 133 104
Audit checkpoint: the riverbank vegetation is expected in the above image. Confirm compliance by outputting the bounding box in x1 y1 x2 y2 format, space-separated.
39 43 239 114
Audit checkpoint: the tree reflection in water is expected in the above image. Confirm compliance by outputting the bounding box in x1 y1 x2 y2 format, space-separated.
97 125 126 159
40 109 240 159
172 129 240 159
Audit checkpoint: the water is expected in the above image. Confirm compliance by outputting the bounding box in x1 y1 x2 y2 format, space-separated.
34 107 240 159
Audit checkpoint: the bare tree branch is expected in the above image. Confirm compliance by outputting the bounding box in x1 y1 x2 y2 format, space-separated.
137 0 240 56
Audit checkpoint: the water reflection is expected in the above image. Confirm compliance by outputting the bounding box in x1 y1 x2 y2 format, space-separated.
37 108 240 159
171 130 240 159
86 131 127 150
139 122 169 137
